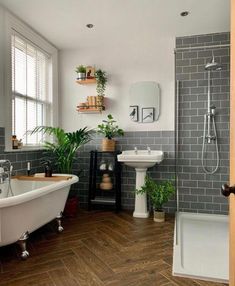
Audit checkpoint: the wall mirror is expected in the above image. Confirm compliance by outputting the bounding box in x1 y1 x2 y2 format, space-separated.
129 81 160 123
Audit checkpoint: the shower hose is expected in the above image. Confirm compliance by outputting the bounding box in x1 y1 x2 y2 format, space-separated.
201 114 219 174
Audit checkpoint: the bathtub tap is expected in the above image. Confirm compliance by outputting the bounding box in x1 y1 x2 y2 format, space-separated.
0 168 8 184
0 160 11 184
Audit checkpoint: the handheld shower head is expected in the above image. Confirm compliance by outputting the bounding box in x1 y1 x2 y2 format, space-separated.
205 56 222 71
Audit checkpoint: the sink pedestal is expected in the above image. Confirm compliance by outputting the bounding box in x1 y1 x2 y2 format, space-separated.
117 149 164 219
133 168 149 218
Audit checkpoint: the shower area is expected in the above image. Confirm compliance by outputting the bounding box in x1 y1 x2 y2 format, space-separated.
173 32 230 283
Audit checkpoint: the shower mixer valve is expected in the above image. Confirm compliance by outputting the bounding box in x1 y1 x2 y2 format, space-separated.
210 106 216 115
206 106 216 117
205 134 216 144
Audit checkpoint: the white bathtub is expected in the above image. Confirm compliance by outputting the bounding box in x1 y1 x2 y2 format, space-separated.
0 174 78 258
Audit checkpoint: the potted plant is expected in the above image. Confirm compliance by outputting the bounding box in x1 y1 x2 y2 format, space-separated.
97 114 124 151
95 69 107 107
31 126 93 217
31 126 93 173
76 65 86 80
136 176 175 222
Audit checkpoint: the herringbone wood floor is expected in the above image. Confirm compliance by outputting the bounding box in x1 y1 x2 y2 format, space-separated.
0 210 228 286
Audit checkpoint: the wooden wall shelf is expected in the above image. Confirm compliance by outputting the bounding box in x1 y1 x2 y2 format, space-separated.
76 76 106 113
76 106 105 114
76 78 96 84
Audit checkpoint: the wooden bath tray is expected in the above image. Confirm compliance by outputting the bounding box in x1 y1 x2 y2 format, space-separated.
12 175 72 181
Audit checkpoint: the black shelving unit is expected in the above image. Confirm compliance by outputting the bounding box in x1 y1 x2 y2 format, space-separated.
88 150 122 212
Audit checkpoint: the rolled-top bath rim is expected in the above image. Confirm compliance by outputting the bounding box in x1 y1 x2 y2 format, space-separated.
0 174 78 208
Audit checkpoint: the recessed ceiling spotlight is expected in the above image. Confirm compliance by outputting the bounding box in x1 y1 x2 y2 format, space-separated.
86 24 94 28
180 11 189 17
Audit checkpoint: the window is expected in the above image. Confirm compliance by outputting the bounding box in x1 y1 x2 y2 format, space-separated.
4 12 58 151
11 33 52 146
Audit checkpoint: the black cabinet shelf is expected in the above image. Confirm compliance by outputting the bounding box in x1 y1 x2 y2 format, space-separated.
94 151 120 153
90 196 116 205
97 170 115 175
88 150 122 212
95 188 115 192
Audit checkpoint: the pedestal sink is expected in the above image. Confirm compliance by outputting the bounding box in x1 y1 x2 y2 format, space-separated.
117 150 164 218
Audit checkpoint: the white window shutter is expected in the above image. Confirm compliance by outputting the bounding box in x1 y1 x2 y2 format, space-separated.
11 33 52 146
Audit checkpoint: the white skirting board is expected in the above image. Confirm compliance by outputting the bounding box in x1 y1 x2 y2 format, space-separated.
173 212 229 283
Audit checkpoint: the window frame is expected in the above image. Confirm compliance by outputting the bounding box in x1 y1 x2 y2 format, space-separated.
4 12 58 151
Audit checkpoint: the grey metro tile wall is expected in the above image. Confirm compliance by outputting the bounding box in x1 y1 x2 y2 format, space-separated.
0 127 44 175
175 32 230 214
73 131 176 213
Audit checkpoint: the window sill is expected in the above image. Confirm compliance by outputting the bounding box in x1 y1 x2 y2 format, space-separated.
4 146 45 152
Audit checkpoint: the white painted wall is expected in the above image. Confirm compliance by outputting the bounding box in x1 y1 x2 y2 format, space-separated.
0 4 176 132
59 36 175 132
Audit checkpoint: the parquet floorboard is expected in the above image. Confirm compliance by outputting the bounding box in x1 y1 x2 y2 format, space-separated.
0 210 228 286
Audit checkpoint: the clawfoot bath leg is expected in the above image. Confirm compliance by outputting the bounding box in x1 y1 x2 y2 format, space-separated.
17 231 29 260
56 212 64 232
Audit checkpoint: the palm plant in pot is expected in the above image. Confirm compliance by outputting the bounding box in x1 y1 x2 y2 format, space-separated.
97 114 124 151
31 126 93 217
136 176 175 222
95 69 107 108
31 126 93 174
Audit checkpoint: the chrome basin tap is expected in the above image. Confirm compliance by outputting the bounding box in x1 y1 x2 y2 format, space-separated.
147 146 151 154
134 147 138 154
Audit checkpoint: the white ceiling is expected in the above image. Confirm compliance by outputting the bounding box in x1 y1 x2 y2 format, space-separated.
0 0 230 50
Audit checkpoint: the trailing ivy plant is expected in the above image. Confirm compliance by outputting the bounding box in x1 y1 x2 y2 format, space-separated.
97 114 124 140
136 176 175 211
31 126 93 174
95 69 107 96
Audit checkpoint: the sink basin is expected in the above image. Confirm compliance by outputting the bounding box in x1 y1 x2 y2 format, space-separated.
117 150 164 168
117 150 164 219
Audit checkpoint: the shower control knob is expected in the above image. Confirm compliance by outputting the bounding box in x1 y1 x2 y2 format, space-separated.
221 184 235 197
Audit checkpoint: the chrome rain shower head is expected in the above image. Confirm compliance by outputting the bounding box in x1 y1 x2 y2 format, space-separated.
205 56 222 71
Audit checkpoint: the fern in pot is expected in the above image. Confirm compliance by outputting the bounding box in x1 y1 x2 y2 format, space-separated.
97 114 124 151
136 176 175 222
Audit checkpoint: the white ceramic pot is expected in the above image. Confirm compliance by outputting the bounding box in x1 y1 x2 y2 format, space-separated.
77 72 86 80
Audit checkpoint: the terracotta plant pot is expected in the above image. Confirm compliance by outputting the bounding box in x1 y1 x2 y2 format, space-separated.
102 138 115 151
63 197 79 217
153 210 165 222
